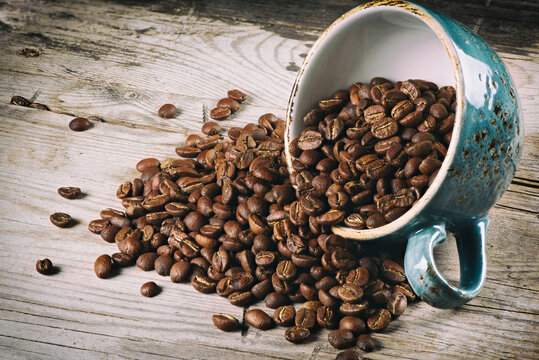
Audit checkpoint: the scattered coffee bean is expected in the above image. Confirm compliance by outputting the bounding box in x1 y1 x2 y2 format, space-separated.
36 258 53 275
11 95 31 107
212 314 241 332
336 350 363 360
210 107 231 120
201 121 221 136
57 187 81 199
140 281 160 297
245 309 273 330
227 89 247 103
328 329 355 349
94 254 113 278
50 212 74 228
158 103 177 118
357 334 376 352
285 326 310 343
69 117 92 131
86 102 426 354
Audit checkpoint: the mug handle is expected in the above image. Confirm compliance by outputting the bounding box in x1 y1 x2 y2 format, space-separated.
403 217 488 309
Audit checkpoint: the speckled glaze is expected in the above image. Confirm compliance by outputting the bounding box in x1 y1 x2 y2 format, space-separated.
285 1 522 308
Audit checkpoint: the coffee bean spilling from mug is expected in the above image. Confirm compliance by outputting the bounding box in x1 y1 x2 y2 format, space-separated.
290 78 455 229
88 104 418 353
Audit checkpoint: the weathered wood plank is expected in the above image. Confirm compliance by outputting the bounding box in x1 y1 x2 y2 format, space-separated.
0 0 538 359
0 104 537 360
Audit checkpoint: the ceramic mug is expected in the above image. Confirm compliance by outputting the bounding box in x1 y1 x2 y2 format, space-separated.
284 0 522 308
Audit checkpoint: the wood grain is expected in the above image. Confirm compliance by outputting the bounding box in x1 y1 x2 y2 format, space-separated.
0 0 537 359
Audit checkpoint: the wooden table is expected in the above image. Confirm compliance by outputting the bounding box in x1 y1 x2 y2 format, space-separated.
0 1 537 359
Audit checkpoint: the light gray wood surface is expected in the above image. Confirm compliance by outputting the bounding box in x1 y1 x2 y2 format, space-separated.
0 0 537 359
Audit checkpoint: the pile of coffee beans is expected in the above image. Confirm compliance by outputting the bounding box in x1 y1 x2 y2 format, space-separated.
289 78 455 229
209 89 247 120
87 90 425 355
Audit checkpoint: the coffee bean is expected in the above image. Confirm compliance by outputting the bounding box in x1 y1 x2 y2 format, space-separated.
380 260 406 283
36 258 53 275
387 292 407 317
212 314 241 332
210 107 231 120
111 252 134 267
154 254 174 276
274 305 296 326
227 89 247 103
317 305 338 329
201 121 221 136
245 309 273 330
338 283 364 303
357 334 376 352
140 281 160 297
158 103 177 118
50 212 74 228
285 326 310 343
339 316 366 336
265 292 289 309
228 291 253 307
88 219 109 234
191 275 217 293
69 117 92 131
367 308 391 332
328 329 355 349
336 350 363 360
11 95 31 106
298 130 323 150
136 252 158 271
295 308 316 329
57 187 81 199
94 254 113 278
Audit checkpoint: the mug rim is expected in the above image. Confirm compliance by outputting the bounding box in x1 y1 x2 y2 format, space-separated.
284 0 465 240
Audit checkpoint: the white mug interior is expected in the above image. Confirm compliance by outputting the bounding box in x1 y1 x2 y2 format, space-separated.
285 5 462 240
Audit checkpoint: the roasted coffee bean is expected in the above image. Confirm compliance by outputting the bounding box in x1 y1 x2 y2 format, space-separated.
265 292 289 309
201 121 221 136
140 281 160 297
158 103 177 118
274 305 296 326
191 275 217 293
154 254 174 276
245 309 273 330
387 292 407 317
429 103 448 119
367 308 391 332
394 283 417 302
336 350 363 360
101 224 121 243
212 314 241 332
357 334 376 352
111 252 134 267
317 305 338 329
50 212 74 228
94 254 113 278
36 258 53 275
338 283 364 303
228 291 253 307
57 186 81 199
285 326 310 343
419 158 442 175
276 260 297 281
339 316 366 336
69 117 92 131
365 212 387 229
380 260 406 283
328 329 355 349
136 252 158 271
88 219 109 234
298 130 323 150
295 308 316 329
227 89 247 103
217 98 240 113
210 107 231 120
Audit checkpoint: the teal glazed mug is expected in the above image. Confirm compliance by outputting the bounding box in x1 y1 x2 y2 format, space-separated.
284 1 523 308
